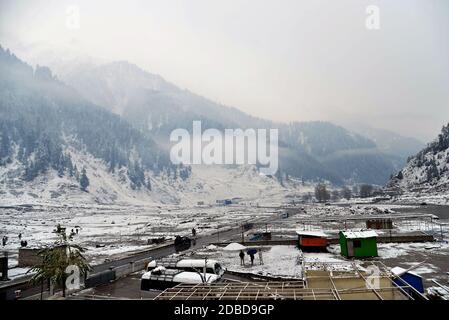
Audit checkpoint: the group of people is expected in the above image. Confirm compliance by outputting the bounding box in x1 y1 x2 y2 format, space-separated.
239 249 263 266
1 234 28 247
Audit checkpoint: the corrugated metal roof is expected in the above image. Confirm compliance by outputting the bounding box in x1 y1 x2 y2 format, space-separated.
341 230 377 239
296 230 328 237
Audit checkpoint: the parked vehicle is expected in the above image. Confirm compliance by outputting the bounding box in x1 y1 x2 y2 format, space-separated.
146 258 224 276
141 266 220 290
174 235 191 252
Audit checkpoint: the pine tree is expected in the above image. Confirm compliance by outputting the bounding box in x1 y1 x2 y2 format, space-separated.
146 176 152 191
65 154 74 177
0 129 11 161
79 167 89 191
74 165 80 181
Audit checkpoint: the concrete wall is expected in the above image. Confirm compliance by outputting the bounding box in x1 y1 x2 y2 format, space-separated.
83 257 151 290
18 248 42 267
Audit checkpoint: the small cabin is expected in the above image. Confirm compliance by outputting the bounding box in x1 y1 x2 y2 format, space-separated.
339 230 378 258
391 267 425 295
296 230 328 252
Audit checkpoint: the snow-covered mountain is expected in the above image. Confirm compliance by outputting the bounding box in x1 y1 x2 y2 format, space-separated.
2 43 420 193
388 123 449 194
53 58 403 185
0 45 290 206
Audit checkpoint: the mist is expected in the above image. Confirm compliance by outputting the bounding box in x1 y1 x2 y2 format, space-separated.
1 0 448 141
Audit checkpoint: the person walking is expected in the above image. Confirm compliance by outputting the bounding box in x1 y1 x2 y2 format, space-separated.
249 252 255 266
239 250 245 266
192 227 197 237
2 236 7 246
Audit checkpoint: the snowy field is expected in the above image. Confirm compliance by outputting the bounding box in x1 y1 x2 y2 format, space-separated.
2 197 448 286
0 202 281 266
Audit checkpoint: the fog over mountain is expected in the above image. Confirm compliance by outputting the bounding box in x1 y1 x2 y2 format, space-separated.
1 45 422 189
0 0 446 203
1 0 448 141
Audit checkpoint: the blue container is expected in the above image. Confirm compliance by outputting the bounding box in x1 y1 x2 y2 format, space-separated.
393 272 424 294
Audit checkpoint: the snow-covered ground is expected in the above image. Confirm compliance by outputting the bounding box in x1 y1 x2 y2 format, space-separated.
391 193 449 206
182 241 449 287
0 150 291 207
0 201 285 266
2 192 448 287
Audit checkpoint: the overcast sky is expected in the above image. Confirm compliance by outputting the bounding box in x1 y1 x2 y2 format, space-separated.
1 0 448 141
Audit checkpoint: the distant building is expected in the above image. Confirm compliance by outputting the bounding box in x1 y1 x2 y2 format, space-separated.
296 230 328 252
366 218 393 229
216 199 232 206
249 232 271 241
231 197 243 204
339 230 378 258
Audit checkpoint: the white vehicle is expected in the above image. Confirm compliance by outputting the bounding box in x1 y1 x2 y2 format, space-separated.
146 258 224 276
141 266 220 290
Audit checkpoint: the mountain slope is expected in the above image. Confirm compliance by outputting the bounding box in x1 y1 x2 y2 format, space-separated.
0 45 179 203
388 123 449 193
345 124 424 161
0 45 291 205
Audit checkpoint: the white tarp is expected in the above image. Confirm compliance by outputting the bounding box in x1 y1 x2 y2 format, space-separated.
223 242 247 251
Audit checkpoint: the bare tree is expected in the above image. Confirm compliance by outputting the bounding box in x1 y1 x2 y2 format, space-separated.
315 184 330 203
360 184 374 198
331 190 340 201
341 187 352 200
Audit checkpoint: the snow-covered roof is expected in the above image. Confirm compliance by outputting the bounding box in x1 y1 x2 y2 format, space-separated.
391 267 422 278
341 230 377 239
176 259 220 269
295 230 327 237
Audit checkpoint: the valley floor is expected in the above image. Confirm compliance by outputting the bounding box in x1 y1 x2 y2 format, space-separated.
1 198 448 298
